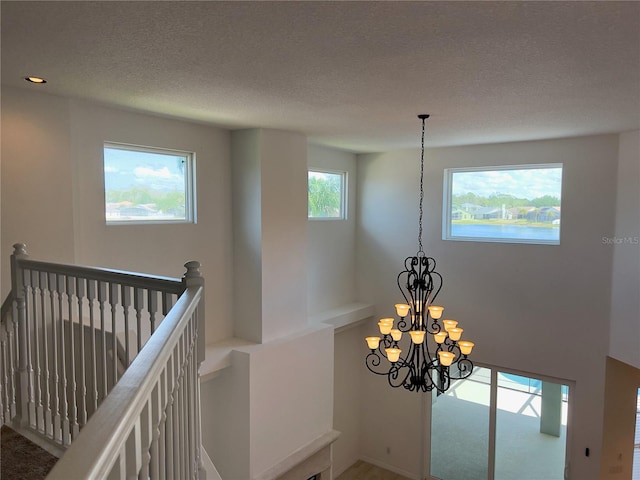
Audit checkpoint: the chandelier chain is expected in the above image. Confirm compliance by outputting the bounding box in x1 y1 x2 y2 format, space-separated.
418 115 426 255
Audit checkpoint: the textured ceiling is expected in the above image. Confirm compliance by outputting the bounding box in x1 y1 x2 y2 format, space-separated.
2 1 639 152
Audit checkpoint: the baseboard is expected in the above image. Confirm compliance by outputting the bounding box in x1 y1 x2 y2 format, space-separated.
359 455 418 480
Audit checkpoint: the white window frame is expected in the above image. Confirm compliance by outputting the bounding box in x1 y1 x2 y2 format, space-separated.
104 142 196 225
443 163 562 245
308 168 347 220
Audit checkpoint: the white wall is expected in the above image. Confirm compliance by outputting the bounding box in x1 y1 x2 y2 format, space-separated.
356 134 619 479
609 130 640 368
1 88 76 291
1 86 234 344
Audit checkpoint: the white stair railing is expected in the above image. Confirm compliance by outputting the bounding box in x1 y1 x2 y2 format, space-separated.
0 293 18 425
46 276 205 479
0 243 207 478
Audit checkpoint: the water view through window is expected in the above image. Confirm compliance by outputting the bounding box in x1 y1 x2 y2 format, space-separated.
444 164 563 244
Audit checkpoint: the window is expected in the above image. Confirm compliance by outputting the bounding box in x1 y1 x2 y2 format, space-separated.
104 143 195 224
308 169 346 219
431 367 570 480
443 164 562 245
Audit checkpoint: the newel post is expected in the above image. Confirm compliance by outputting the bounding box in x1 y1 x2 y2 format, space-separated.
10 243 29 426
182 261 205 479
182 261 205 364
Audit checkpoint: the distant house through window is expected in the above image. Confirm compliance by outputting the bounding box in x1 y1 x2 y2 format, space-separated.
308 169 346 219
104 143 195 225
443 164 563 245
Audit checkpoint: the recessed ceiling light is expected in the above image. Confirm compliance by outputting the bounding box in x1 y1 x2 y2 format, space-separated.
24 76 47 84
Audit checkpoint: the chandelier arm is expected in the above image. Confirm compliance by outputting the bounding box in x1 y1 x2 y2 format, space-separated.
388 359 414 389
429 270 443 303
455 358 474 380
365 351 383 374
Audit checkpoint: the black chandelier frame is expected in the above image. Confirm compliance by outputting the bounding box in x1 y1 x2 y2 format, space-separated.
364 114 474 393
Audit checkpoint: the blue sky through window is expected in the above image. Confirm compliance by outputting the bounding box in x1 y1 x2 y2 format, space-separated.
104 147 186 194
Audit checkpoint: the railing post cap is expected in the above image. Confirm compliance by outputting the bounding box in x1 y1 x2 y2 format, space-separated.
12 243 28 256
183 261 201 278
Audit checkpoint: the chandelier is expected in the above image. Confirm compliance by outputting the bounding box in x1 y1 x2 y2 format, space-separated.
364 114 474 393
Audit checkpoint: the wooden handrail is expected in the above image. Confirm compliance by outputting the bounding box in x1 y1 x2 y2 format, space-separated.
18 259 184 294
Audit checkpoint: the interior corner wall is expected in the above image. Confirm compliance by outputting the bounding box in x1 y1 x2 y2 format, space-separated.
201 351 252 480
599 356 640 479
259 129 308 343
1 86 234 344
231 128 308 344
231 129 264 342
332 324 366 477
609 130 640 368
355 134 619 479
306 143 361 476
1 87 76 296
307 144 357 316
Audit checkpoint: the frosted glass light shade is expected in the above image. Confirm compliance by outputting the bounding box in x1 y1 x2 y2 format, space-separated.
428 305 444 319
390 329 403 341
365 336 381 349
378 320 393 335
448 327 463 341
434 331 448 344
409 330 426 344
438 351 455 366
458 341 474 355
442 319 458 332
395 303 411 317
385 348 401 363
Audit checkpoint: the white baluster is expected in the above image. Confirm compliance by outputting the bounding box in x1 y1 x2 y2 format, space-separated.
159 368 167 480
134 288 144 354
42 273 57 438
121 285 132 367
139 401 152 480
87 279 98 414
49 272 61 441
57 274 70 445
34 272 51 435
148 290 158 334
109 282 119 385
125 418 142 477
149 383 161 480
30 270 43 431
1 327 7 423
165 369 175 479
8 307 18 420
98 281 108 401
76 277 87 427
66 275 79 438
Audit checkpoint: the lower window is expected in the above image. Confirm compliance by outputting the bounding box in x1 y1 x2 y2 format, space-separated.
431 366 570 480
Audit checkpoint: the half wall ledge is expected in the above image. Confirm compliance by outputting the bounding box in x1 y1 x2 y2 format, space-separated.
253 430 341 480
311 302 375 333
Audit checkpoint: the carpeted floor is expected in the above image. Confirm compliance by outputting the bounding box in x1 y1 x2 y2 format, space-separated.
1 425 59 479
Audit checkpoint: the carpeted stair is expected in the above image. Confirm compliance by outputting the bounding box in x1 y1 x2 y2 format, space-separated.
1 425 59 479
